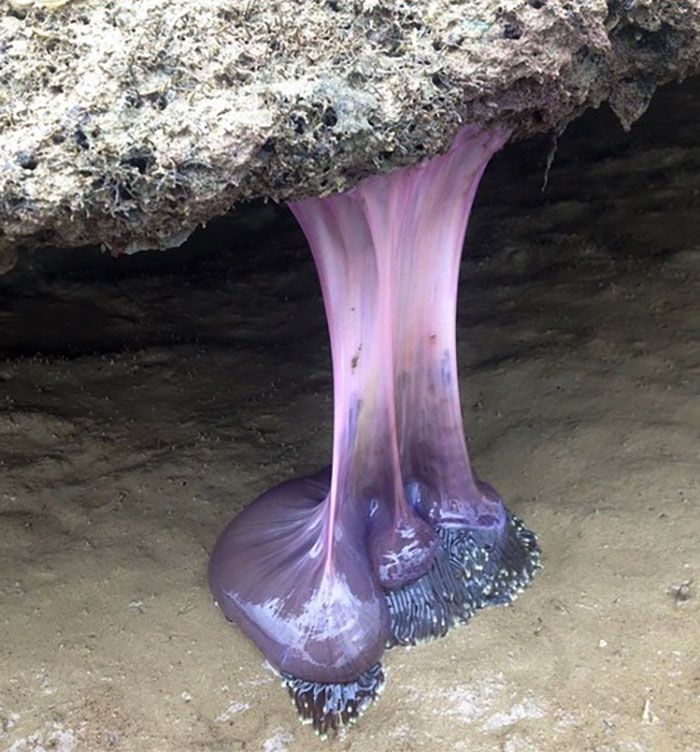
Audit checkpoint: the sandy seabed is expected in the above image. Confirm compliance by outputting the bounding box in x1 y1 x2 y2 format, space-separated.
1 82 699 752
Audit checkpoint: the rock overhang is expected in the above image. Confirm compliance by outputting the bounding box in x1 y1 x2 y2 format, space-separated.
1 0 699 268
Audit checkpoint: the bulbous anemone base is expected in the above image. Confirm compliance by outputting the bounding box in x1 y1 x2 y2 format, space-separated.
208 470 389 685
209 468 539 732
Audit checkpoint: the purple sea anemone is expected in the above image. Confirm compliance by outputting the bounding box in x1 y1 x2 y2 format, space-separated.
208 124 540 735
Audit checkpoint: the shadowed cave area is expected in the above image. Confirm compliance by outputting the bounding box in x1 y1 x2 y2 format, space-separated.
0 79 698 751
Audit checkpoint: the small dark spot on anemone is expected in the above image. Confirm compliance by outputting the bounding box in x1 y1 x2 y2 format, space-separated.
154 93 168 111
261 138 277 155
322 107 338 127
532 109 544 124
432 70 450 90
74 128 90 150
528 0 546 8
51 132 65 145
17 153 38 171
326 0 340 10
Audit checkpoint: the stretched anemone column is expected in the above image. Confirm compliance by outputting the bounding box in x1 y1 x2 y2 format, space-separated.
291 191 439 595
392 126 507 527
391 127 541 614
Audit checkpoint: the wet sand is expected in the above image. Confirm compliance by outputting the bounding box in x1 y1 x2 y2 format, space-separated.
1 81 699 751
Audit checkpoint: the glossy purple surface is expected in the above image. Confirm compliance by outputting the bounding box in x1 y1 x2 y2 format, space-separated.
208 469 389 683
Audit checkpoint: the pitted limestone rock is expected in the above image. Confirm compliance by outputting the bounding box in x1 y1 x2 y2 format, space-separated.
1 0 699 266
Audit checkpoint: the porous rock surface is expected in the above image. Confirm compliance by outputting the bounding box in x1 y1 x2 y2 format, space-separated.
1 0 699 267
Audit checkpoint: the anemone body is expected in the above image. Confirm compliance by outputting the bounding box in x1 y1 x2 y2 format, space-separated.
208 470 389 684
209 124 540 733
391 127 510 531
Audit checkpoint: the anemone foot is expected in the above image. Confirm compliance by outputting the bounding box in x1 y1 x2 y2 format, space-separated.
385 510 540 646
384 531 477 646
444 510 541 609
481 511 541 605
281 663 385 737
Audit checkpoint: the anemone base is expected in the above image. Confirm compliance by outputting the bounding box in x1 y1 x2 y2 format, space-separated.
385 510 541 646
384 532 476 646
280 663 385 737
475 512 541 606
